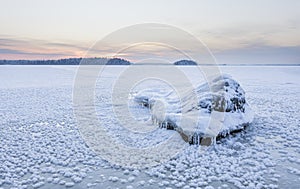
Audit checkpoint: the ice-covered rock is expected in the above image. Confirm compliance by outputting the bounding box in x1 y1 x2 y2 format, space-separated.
133 74 254 145
182 74 247 113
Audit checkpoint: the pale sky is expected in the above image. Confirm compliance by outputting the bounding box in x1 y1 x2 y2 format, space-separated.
0 0 299 63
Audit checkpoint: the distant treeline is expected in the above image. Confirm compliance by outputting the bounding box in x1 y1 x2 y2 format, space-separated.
0 57 131 65
2 58 296 66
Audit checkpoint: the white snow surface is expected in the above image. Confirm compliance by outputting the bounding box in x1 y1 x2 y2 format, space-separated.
0 65 299 189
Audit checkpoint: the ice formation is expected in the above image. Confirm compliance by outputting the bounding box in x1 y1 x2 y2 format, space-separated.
133 74 254 145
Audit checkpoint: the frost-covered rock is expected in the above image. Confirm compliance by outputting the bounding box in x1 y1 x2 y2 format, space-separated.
133 74 254 145
182 74 247 113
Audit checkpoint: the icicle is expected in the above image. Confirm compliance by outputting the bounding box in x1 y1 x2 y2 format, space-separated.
212 136 216 146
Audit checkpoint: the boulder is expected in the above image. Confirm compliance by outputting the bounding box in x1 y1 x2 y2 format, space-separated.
133 74 254 145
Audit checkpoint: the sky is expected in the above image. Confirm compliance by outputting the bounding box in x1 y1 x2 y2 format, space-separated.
0 0 299 64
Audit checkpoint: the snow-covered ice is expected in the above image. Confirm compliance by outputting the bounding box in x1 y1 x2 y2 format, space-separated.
0 65 299 188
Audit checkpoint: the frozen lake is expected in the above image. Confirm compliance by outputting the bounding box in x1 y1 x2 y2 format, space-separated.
0 65 299 189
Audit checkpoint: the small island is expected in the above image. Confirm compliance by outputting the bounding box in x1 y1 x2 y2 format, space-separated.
106 58 131 65
174 59 197 65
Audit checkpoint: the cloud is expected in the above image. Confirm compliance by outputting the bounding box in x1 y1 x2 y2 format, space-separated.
212 45 300 64
0 36 84 59
0 48 67 57
0 48 25 55
0 35 299 64
45 42 88 51
196 23 300 52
